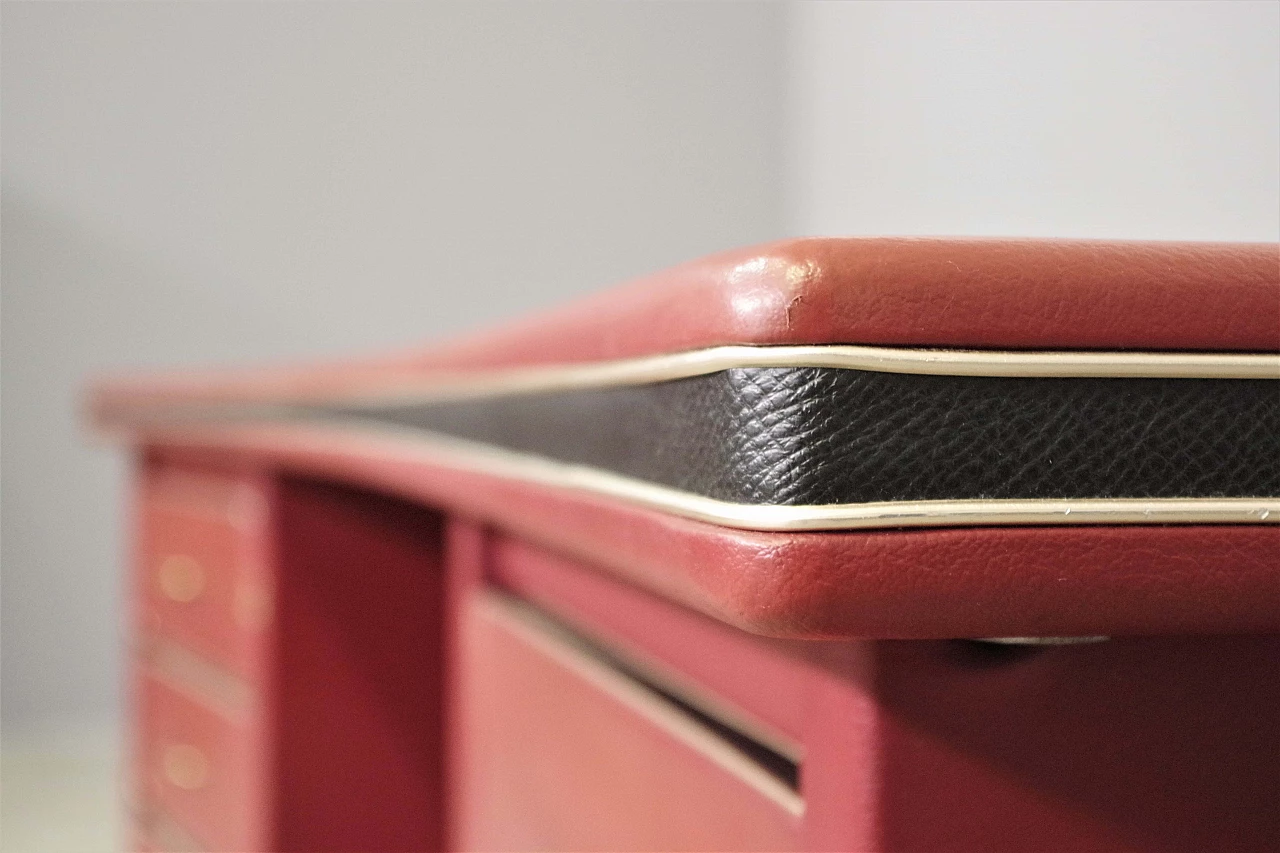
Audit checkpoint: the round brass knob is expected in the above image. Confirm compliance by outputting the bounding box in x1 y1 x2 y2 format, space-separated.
162 743 209 790
157 555 205 602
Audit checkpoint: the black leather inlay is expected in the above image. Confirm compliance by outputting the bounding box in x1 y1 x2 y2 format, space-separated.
331 369 1280 505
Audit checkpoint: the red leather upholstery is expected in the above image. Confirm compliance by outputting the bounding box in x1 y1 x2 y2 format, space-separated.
99 239 1280 850
94 238 1280 639
146 430 1280 639
428 237 1280 366
91 238 1279 413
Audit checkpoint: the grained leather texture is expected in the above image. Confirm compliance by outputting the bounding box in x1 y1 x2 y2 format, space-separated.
352 368 1280 504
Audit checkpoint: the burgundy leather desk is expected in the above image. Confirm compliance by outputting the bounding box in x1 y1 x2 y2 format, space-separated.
91 238 1280 852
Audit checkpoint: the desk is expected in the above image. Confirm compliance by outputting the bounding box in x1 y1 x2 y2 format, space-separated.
92 238 1280 851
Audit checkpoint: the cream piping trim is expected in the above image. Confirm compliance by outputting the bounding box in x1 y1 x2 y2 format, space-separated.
150 418 1280 531
300 345 1280 406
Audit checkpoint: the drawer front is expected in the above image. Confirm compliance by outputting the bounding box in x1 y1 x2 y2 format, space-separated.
140 466 274 680
457 591 803 852
138 674 270 851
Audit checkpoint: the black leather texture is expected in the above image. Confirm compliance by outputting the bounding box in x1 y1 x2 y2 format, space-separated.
334 368 1280 506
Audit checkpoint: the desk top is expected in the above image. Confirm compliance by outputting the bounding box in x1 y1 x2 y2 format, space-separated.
92 238 1280 639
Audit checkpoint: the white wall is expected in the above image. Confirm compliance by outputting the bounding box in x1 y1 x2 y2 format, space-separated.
1 1 785 728
785 0 1280 240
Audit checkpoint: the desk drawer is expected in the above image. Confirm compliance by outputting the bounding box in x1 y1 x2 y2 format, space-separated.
458 591 803 852
139 466 274 680
138 674 270 851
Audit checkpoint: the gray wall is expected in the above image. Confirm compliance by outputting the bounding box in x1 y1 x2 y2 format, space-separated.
1 1 786 727
785 0 1280 240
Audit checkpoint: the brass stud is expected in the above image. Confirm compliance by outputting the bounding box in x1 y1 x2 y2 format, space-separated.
157 555 205 603
161 743 209 790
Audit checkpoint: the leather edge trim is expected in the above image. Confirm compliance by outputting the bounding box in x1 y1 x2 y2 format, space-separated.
320 345 1280 405
134 419 1280 532
92 345 1280 419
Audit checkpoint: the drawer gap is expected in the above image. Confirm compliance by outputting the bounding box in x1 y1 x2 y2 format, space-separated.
484 588 802 794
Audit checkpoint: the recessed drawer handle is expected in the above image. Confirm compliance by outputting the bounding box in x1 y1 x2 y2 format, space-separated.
488 591 803 797
157 555 205 603
161 743 209 790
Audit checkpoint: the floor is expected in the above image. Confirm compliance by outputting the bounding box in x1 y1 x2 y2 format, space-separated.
1 717 123 853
